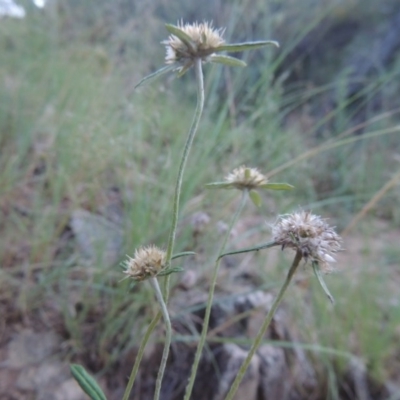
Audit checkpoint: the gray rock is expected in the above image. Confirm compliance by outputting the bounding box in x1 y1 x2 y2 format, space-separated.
36 378 88 400
7 330 61 369
49 378 88 400
213 343 260 400
71 209 123 265
258 345 288 400
16 360 68 390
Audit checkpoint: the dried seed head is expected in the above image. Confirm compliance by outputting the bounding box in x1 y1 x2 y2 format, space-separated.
225 165 268 191
164 21 225 66
123 245 166 281
272 211 342 271
135 21 278 88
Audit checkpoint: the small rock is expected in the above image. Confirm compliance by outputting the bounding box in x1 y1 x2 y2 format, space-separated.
35 361 67 386
214 343 260 400
7 330 61 369
258 345 288 400
15 366 36 391
54 378 89 400
71 209 123 265
16 360 68 391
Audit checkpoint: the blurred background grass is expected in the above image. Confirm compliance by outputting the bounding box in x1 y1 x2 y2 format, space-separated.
1 0 400 397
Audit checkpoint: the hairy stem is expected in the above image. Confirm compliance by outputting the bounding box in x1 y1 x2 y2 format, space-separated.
122 59 205 399
224 250 303 400
164 58 205 301
184 191 248 400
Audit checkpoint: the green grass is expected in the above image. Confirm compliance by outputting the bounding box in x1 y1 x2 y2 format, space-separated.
1 0 400 396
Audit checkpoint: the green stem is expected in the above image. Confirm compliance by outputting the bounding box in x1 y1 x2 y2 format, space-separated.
149 278 172 400
122 312 161 400
224 250 303 400
184 191 248 400
163 58 205 301
219 240 277 259
121 58 205 400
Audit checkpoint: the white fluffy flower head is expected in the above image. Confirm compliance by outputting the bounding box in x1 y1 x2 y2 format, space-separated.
224 165 268 191
164 21 225 65
272 211 342 271
123 245 166 281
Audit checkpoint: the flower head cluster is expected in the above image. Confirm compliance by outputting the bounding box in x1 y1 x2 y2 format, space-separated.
272 211 342 271
135 21 279 88
123 245 166 281
206 165 293 207
164 21 225 67
224 165 268 191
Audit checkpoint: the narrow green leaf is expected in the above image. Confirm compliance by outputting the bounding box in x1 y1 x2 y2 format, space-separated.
259 183 294 190
176 62 193 77
312 262 335 304
215 40 279 53
172 251 196 260
244 168 251 180
157 266 184 277
210 55 247 67
70 364 107 400
249 190 262 207
205 182 233 189
218 241 277 259
134 64 176 89
165 24 195 51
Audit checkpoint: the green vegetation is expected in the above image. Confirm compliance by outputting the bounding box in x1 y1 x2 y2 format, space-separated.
1 0 400 398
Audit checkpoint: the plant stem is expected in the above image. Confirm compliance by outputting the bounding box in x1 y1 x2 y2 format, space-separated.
184 191 248 400
219 240 277 259
163 57 205 302
149 278 172 400
224 250 303 400
121 59 205 400
122 312 161 400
